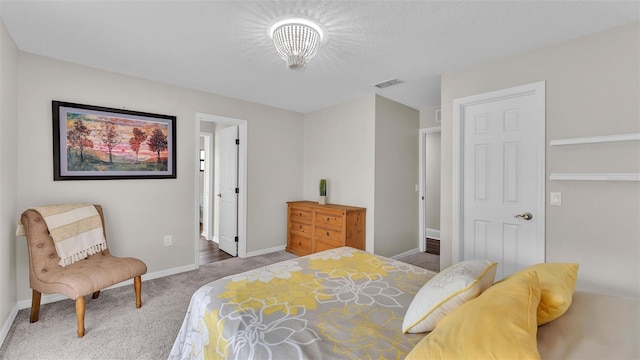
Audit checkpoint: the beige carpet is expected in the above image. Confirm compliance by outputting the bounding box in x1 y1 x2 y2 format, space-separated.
0 250 438 360
401 251 440 273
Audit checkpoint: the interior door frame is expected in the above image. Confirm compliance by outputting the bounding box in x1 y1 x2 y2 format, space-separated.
452 81 546 263
418 126 441 252
195 112 248 265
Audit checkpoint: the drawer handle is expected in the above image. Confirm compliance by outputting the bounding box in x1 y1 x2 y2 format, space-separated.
299 212 302 216
299 225 302 229
326 231 330 236
298 241 302 246
326 217 330 221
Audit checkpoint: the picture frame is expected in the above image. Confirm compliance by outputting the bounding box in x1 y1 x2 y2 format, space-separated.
52 101 177 180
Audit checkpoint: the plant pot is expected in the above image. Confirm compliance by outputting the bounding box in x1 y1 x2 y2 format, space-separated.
319 196 326 205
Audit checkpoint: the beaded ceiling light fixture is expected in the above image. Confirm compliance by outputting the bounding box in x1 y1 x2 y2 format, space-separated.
269 18 323 70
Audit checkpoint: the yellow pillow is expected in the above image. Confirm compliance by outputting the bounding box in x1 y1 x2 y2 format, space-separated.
510 263 579 325
405 271 542 360
402 259 497 333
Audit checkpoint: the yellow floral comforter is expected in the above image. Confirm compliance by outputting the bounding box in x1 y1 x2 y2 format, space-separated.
169 247 435 360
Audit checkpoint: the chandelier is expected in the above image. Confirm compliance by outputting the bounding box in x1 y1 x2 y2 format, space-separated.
269 18 323 70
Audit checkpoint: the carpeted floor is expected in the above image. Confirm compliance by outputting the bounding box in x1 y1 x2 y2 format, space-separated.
0 250 438 360
398 251 440 273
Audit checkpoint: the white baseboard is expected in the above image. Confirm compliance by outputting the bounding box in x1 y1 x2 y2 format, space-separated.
245 245 286 258
0 303 19 348
425 228 441 240
390 247 420 260
141 264 198 282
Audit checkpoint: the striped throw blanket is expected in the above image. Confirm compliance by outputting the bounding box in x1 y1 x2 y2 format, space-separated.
18 204 107 267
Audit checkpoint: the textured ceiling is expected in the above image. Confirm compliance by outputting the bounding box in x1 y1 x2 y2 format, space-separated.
1 1 638 113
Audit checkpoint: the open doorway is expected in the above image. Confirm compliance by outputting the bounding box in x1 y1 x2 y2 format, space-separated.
196 113 248 266
419 126 441 254
198 127 233 264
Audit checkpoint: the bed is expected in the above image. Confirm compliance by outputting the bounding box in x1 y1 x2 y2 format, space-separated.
169 247 433 359
169 247 640 359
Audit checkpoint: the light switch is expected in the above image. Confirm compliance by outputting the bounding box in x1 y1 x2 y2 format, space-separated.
550 192 562 206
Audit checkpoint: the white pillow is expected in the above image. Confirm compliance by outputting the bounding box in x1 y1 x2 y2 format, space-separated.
402 259 497 333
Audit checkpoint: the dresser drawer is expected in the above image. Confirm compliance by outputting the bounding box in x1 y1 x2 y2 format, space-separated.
314 210 344 228
315 237 344 253
314 226 344 242
289 221 312 234
288 232 312 254
289 207 312 223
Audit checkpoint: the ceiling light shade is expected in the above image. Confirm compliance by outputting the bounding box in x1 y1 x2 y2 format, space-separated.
269 18 323 70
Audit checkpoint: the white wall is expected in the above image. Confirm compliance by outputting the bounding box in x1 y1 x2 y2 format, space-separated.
374 95 420 257
15 53 304 301
303 95 420 256
441 22 640 296
0 18 19 342
303 96 376 251
420 105 441 128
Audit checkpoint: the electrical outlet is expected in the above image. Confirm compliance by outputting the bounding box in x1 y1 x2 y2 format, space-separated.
164 235 172 246
550 192 562 206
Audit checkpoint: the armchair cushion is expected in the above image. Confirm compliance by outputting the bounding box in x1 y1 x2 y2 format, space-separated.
36 251 147 299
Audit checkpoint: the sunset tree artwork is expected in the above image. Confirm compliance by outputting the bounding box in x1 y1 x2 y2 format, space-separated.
65 112 170 172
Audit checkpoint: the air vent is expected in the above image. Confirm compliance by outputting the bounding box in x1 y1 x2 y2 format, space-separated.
374 78 402 89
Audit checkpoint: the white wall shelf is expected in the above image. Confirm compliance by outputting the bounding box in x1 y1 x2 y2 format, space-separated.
550 132 640 146
550 133 639 181
549 173 640 182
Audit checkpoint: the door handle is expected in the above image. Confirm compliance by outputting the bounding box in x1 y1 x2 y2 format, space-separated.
217 193 222 198
514 212 533 220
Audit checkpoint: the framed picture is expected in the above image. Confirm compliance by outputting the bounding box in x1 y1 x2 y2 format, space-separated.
52 101 177 180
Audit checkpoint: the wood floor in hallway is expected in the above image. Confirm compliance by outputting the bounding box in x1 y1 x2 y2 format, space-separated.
199 235 234 264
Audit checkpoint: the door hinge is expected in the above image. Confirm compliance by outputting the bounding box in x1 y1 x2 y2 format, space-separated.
234 236 239 243
235 187 239 194
235 139 239 145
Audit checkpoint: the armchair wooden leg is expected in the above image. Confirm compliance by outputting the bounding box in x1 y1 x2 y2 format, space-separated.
30 290 41 323
75 296 85 338
134 276 142 308
92 291 100 299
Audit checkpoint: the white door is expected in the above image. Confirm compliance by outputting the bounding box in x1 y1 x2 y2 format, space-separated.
454 82 545 280
218 126 238 256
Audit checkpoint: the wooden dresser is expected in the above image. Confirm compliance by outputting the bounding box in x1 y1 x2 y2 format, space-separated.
287 201 366 256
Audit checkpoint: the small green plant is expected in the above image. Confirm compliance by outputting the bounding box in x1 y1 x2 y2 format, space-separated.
319 179 327 196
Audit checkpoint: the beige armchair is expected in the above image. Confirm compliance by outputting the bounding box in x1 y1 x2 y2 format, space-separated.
21 205 147 337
